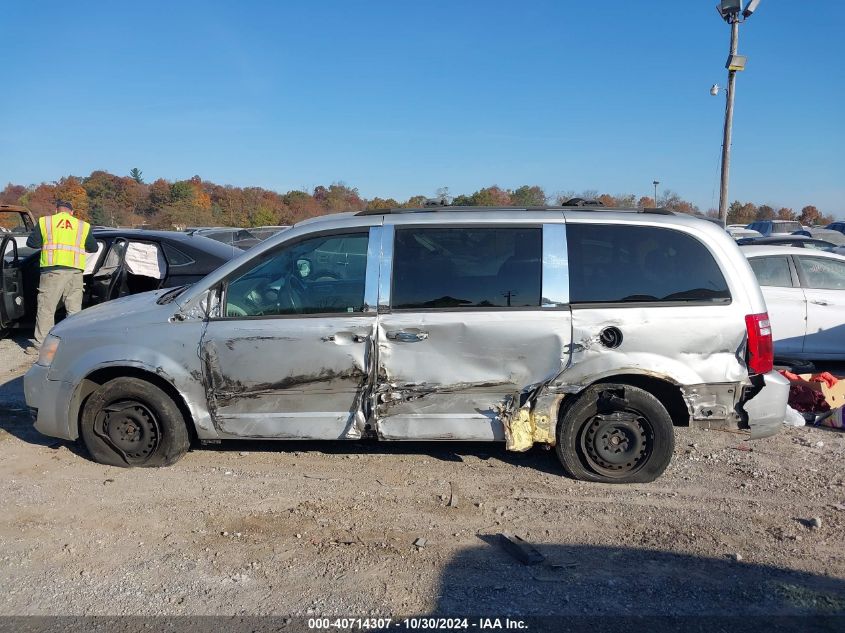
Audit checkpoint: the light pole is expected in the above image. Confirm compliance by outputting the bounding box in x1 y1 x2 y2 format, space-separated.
714 0 763 223
652 180 660 206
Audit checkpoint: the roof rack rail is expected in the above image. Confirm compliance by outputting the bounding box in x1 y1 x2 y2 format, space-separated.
356 205 678 216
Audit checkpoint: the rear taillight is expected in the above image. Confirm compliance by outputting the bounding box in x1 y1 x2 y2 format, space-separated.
745 312 773 375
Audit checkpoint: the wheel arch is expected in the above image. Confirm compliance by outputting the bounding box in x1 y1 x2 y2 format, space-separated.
552 373 690 429
73 365 197 443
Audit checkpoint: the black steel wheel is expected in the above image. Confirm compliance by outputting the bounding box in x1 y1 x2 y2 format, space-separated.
95 400 161 462
80 377 190 468
556 384 674 483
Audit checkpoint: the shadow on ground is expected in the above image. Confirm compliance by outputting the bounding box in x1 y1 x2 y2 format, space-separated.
206 438 565 475
425 540 845 628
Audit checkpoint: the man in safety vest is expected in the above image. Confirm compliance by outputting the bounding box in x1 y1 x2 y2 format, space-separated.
24 200 98 354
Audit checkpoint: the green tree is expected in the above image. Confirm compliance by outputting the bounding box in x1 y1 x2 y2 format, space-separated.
726 201 757 225
129 168 144 184
251 206 278 227
510 185 546 206
170 181 195 203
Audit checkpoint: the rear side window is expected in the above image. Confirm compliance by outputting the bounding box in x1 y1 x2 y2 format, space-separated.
392 227 541 309
162 243 195 267
798 256 845 290
567 224 730 304
773 221 802 234
749 256 793 288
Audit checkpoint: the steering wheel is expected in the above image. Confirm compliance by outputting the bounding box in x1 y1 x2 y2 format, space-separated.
280 271 308 313
226 278 268 317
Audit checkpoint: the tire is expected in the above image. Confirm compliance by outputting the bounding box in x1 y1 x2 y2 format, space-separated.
80 377 190 468
555 383 674 484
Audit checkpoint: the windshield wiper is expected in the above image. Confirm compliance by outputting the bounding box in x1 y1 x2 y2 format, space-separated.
156 285 190 304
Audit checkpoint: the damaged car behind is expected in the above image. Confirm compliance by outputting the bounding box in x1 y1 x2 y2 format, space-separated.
24 206 789 483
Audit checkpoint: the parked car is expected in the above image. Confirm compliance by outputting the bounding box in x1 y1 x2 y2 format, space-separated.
0 229 242 336
0 205 35 256
792 228 845 255
726 226 762 240
735 235 838 250
186 227 263 250
826 221 845 236
25 206 788 483
743 245 845 360
249 225 290 241
746 220 804 237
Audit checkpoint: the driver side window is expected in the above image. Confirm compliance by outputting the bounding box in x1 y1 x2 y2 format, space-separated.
224 231 369 318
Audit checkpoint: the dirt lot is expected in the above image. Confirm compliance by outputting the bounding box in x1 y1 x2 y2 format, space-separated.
2 333 845 620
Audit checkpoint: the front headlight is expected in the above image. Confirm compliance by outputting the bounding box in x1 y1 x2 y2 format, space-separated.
37 335 61 367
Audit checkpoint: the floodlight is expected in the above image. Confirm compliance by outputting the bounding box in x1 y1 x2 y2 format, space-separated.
743 0 762 18
710 84 721 96
720 0 742 15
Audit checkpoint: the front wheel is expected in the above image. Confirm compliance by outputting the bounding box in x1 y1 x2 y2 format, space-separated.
80 377 190 467
555 384 674 483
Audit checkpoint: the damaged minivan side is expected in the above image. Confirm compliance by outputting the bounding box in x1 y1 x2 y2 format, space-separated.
24 206 790 483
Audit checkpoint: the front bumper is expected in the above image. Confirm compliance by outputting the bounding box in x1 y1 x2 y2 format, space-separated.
24 363 78 441
742 370 789 439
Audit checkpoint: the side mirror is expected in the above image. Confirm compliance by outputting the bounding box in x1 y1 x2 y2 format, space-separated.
296 258 312 279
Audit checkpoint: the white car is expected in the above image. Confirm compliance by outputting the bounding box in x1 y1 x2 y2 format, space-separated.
743 245 845 360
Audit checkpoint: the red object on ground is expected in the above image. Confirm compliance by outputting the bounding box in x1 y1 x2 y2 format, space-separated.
810 372 838 388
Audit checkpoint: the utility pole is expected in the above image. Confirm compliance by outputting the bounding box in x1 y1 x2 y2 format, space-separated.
714 0 762 223
718 18 740 223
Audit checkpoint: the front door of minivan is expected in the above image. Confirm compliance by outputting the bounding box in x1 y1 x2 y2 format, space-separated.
199 228 379 439
374 222 573 441
1 235 26 330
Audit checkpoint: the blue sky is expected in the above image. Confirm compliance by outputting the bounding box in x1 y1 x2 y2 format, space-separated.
1 1 842 215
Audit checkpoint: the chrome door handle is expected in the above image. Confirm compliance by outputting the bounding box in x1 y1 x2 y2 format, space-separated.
810 300 829 306
386 330 429 342
322 332 366 344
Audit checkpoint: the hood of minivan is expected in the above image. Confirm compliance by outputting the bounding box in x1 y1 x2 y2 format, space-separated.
51 290 177 335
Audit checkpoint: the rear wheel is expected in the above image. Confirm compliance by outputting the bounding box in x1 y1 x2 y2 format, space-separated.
80 377 190 467
555 384 674 483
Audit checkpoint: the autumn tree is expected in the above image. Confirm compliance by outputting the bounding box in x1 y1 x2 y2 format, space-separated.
469 186 512 206
777 207 796 220
799 205 820 225
403 195 428 208
660 190 699 214
755 205 775 220
597 193 617 207
0 184 26 205
367 197 399 210
52 177 90 220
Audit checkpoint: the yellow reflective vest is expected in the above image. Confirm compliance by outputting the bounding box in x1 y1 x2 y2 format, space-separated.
38 212 91 270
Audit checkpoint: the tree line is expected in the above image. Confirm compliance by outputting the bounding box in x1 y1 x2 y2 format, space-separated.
0 169 837 229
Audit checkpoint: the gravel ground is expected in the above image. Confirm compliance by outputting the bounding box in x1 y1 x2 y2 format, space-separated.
2 334 845 619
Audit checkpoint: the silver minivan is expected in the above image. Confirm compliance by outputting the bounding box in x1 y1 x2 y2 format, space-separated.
25 206 789 483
